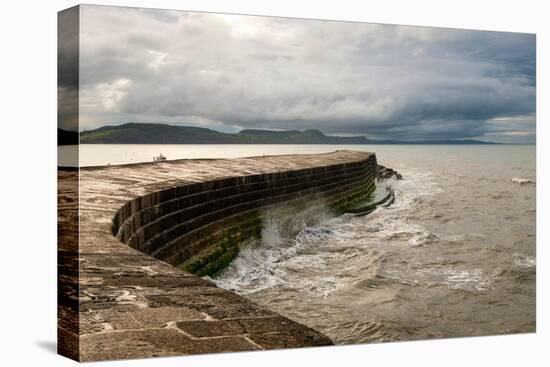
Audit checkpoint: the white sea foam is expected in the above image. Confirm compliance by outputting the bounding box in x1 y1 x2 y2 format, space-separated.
512 177 535 185
512 253 536 268
210 219 339 295
442 269 493 292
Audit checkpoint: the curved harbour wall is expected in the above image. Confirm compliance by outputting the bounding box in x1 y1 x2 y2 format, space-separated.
58 151 376 361
113 154 377 276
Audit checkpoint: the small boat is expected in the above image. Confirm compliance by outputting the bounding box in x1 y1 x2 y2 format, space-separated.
153 153 167 161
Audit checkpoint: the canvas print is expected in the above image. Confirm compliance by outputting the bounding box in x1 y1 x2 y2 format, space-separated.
58 4 536 362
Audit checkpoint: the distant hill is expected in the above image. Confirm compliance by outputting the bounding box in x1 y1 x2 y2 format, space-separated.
80 122 498 145
80 123 373 144
58 128 78 145
80 123 235 144
373 139 498 145
237 128 371 144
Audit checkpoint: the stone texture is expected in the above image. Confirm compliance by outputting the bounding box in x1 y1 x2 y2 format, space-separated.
80 328 261 361
58 150 376 361
377 164 403 180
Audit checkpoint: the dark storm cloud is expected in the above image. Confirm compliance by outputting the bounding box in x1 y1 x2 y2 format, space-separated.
78 5 536 142
58 6 79 131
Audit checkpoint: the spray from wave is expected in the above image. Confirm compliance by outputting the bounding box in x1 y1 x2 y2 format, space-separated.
206 200 336 295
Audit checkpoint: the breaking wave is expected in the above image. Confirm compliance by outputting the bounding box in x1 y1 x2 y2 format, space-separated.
212 170 464 298
512 253 536 268
512 177 535 185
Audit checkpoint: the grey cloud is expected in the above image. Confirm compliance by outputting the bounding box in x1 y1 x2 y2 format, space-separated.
78 5 536 142
137 8 182 23
58 6 79 131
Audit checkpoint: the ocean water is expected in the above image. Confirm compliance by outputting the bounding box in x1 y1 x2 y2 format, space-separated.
73 144 536 343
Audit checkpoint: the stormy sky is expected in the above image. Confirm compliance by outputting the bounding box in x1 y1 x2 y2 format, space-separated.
70 5 536 143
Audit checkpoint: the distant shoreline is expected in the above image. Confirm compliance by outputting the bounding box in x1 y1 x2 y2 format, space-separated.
67 142 531 145
67 123 501 145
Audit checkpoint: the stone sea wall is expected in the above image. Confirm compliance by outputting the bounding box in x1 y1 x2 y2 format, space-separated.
113 154 377 277
58 151 377 362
